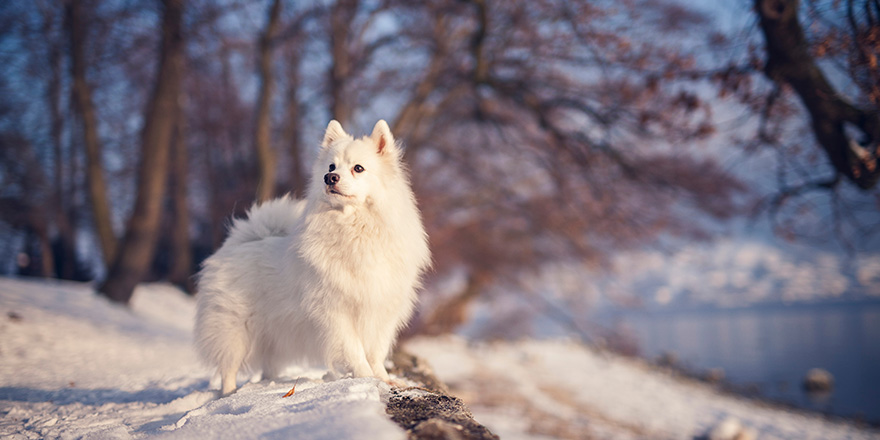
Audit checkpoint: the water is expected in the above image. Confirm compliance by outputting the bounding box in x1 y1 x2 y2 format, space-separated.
615 301 880 423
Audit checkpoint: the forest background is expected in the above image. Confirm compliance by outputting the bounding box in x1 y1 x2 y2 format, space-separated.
1 0 878 337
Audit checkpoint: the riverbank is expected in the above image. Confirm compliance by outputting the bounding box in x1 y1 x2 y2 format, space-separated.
404 336 880 439
1 277 878 439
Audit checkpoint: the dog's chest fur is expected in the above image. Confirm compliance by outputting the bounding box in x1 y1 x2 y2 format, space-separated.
297 205 412 301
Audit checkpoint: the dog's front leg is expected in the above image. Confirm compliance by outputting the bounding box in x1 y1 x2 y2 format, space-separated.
364 332 394 381
323 321 374 379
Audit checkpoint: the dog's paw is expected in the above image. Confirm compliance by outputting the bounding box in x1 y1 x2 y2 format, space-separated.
384 378 408 389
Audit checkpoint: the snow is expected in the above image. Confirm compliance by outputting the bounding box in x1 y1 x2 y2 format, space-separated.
0 278 402 440
160 379 401 440
1 277 879 439
405 336 880 440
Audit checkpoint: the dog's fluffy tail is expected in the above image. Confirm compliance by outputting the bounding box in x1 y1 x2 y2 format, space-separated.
223 195 305 247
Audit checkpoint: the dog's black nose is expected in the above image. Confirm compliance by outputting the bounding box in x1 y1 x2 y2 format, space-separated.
324 173 340 185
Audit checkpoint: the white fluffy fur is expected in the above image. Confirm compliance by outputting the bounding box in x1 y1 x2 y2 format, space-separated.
195 120 430 395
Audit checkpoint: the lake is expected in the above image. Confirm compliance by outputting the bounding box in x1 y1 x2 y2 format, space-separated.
615 301 880 423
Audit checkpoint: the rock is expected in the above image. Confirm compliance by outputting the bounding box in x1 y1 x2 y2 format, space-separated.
412 419 467 440
706 416 757 440
739 427 758 440
708 417 740 440
386 389 498 440
703 368 725 384
803 368 834 392
657 351 678 367
389 350 450 394
388 349 498 440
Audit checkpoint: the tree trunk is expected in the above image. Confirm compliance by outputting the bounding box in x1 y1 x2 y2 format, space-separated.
204 129 225 249
419 272 490 335
168 117 193 292
755 0 880 189
37 222 55 278
254 0 282 203
45 7 77 279
391 12 451 162
66 0 117 266
329 0 357 125
99 0 185 304
17 223 54 278
283 45 307 196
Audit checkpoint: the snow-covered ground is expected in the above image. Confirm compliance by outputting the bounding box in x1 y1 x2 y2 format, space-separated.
0 278 402 440
407 337 880 440
1 277 878 439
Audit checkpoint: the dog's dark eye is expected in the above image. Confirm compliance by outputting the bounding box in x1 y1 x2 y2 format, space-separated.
354 165 365 173
329 164 335 172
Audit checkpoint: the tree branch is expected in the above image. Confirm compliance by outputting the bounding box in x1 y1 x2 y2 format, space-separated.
764 175 840 218
755 0 880 189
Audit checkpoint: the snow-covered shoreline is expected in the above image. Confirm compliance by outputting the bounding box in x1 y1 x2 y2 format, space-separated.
406 336 880 439
1 277 878 439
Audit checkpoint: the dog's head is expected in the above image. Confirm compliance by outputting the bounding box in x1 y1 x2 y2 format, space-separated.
312 119 402 208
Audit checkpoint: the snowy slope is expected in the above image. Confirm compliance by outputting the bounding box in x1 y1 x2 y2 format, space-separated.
1 277 878 440
0 278 403 439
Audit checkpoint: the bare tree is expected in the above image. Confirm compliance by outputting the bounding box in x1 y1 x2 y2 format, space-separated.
253 0 282 202
167 116 193 292
755 0 879 190
65 0 117 267
398 0 747 332
328 0 357 125
391 2 455 144
99 0 185 304
698 0 880 244
281 43 307 196
0 133 54 278
37 3 79 279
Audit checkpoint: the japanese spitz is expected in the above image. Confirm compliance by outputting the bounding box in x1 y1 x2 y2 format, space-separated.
195 120 430 395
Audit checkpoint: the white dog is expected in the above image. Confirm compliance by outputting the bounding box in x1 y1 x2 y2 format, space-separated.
195 120 430 395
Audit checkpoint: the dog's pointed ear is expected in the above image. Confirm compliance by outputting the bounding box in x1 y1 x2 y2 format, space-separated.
322 120 350 149
370 120 395 155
